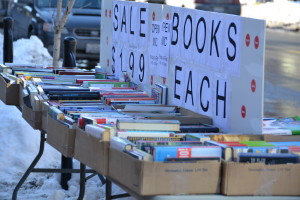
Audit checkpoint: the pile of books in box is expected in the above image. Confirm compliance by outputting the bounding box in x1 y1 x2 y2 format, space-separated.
1 64 300 165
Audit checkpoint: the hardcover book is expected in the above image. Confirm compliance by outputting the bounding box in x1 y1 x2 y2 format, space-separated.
116 119 180 132
237 152 299 164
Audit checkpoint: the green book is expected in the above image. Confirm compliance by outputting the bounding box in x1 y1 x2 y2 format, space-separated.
239 141 274 147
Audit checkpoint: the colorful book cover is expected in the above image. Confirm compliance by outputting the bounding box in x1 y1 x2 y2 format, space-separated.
153 146 222 162
263 116 300 135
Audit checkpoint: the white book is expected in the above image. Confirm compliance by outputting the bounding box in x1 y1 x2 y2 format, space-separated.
110 136 135 151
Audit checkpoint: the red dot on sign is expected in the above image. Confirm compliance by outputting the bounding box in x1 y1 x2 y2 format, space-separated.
107 59 109 67
254 36 259 49
152 12 155 21
166 13 169 20
241 105 246 118
150 75 154 85
109 10 112 18
163 77 166 85
245 34 250 47
251 79 256 93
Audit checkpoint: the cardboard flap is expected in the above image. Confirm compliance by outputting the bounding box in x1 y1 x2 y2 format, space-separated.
47 116 75 158
0 75 20 106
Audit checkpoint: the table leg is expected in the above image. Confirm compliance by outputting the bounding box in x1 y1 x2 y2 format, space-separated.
77 163 86 200
12 131 46 200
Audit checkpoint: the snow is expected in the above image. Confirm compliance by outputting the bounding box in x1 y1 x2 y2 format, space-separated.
0 34 135 200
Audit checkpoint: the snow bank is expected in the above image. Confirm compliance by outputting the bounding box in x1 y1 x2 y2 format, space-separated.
0 34 52 65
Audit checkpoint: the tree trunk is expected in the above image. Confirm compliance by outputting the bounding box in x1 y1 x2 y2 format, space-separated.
52 0 76 68
52 29 62 68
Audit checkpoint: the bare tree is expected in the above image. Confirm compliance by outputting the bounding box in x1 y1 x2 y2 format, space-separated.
52 0 76 68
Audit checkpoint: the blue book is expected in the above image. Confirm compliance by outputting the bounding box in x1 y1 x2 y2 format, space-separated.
153 145 222 162
270 142 300 147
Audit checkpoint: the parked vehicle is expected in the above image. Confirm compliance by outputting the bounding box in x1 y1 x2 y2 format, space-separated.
0 0 9 25
166 0 241 16
7 0 101 66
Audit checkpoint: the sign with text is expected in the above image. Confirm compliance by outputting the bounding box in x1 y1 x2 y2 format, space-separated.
101 0 265 133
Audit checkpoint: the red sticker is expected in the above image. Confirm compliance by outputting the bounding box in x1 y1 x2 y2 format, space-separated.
251 79 256 93
166 13 170 20
241 105 246 118
177 148 191 158
245 34 250 47
150 75 154 85
254 36 259 49
152 12 155 21
163 77 166 85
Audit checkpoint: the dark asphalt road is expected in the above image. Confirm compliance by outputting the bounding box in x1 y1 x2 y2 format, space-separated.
264 29 300 117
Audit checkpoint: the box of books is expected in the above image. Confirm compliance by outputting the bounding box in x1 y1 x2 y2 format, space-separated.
0 74 20 106
47 116 76 158
74 127 109 176
22 103 42 130
222 161 300 195
108 148 221 195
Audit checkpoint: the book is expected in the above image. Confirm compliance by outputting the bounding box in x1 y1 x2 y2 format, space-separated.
123 148 153 161
106 97 155 105
126 136 184 143
237 152 299 164
185 134 211 143
204 140 239 161
263 116 300 135
116 119 180 132
136 141 204 154
239 141 274 147
165 157 220 162
231 146 284 161
83 81 130 88
85 124 110 141
47 106 65 121
152 145 222 162
110 136 136 151
47 91 100 100
151 87 161 104
155 83 168 105
116 130 176 139
207 134 263 142
180 124 220 133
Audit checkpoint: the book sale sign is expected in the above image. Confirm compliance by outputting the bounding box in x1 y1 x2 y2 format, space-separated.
101 0 265 133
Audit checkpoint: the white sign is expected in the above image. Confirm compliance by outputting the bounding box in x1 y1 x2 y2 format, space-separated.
102 1 265 133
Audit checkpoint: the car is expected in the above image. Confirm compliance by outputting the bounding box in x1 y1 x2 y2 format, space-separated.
7 0 101 67
166 0 241 16
0 0 9 26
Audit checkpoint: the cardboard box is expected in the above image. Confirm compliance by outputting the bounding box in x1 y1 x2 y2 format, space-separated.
74 127 109 176
264 134 300 142
0 75 20 106
222 161 300 196
22 103 42 130
47 116 76 158
108 148 221 196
